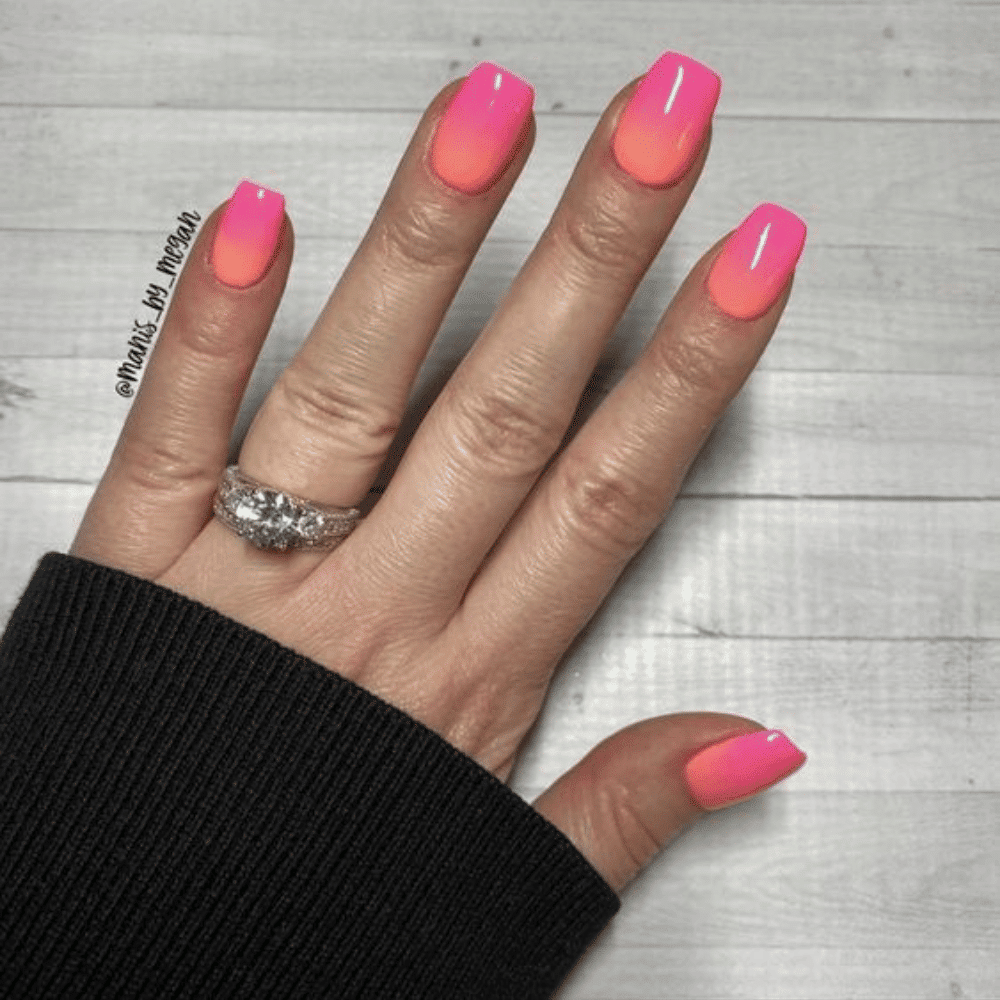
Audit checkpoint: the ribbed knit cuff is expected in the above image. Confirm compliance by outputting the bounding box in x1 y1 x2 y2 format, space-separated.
0 553 619 999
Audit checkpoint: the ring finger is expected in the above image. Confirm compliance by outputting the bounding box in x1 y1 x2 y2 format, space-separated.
228 62 536 543
448 205 805 695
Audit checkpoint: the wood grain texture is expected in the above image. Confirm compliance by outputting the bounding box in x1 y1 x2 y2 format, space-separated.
3 2 998 119
1 0 997 997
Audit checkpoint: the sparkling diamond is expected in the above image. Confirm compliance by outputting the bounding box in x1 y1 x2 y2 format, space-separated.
234 500 262 522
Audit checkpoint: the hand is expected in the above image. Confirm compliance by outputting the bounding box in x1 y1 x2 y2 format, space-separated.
69 55 807 895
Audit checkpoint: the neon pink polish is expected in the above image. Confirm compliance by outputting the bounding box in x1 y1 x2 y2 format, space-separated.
706 202 807 321
430 62 534 195
684 729 807 810
612 50 721 188
211 180 285 289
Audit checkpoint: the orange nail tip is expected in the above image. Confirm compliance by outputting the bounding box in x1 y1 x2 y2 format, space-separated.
612 51 721 188
430 62 534 195
684 729 807 810
706 203 807 320
211 180 285 289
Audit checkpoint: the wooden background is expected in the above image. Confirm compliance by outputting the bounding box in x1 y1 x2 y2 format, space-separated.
1 0 997 997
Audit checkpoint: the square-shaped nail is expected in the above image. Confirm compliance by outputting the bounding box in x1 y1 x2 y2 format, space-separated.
211 180 285 289
706 203 808 320
430 62 534 195
612 51 721 188
685 730 807 810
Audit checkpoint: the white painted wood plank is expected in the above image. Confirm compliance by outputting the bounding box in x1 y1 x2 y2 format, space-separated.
513 636 1000 794
1 231 997 377
564 792 999 955
0 110 997 253
2 3 995 120
556 792 1000 982
1 361 996 498
656 792 997 947
613 497 998 639
559 944 999 999
0 485 88 610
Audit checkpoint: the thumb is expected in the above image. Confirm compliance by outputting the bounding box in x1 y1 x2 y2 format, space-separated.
531 713 807 894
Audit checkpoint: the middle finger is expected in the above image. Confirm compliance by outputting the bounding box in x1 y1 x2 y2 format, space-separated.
336 51 721 612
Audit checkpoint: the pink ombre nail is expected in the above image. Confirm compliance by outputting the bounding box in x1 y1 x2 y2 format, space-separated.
706 203 807 321
430 62 534 195
684 730 807 810
211 180 285 289
612 51 721 188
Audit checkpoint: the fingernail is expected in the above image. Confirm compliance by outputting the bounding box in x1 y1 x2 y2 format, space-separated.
430 62 534 195
684 729 807 810
706 203 807 321
612 50 721 188
211 180 285 289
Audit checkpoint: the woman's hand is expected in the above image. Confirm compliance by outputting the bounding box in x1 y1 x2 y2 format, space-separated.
69 54 807 895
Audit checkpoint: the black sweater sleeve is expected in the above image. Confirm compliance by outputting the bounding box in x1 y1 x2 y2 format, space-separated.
0 552 619 999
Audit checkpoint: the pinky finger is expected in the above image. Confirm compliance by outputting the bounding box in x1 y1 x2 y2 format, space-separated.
69 180 292 579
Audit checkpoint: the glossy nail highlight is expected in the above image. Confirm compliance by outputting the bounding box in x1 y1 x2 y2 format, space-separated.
706 203 807 321
612 51 721 188
430 62 534 195
211 180 285 289
684 729 807 810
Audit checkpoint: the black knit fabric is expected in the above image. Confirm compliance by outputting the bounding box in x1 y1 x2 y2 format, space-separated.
0 552 619 999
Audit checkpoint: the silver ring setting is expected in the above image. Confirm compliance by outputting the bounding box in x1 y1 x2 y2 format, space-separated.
213 465 363 552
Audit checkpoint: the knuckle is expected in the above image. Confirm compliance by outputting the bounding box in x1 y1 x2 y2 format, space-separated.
600 782 661 878
554 195 648 279
650 329 733 402
276 362 399 463
449 381 565 482
556 448 661 555
174 306 242 362
378 199 468 271
120 430 210 497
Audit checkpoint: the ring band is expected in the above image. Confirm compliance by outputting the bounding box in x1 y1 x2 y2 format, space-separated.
213 465 364 552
